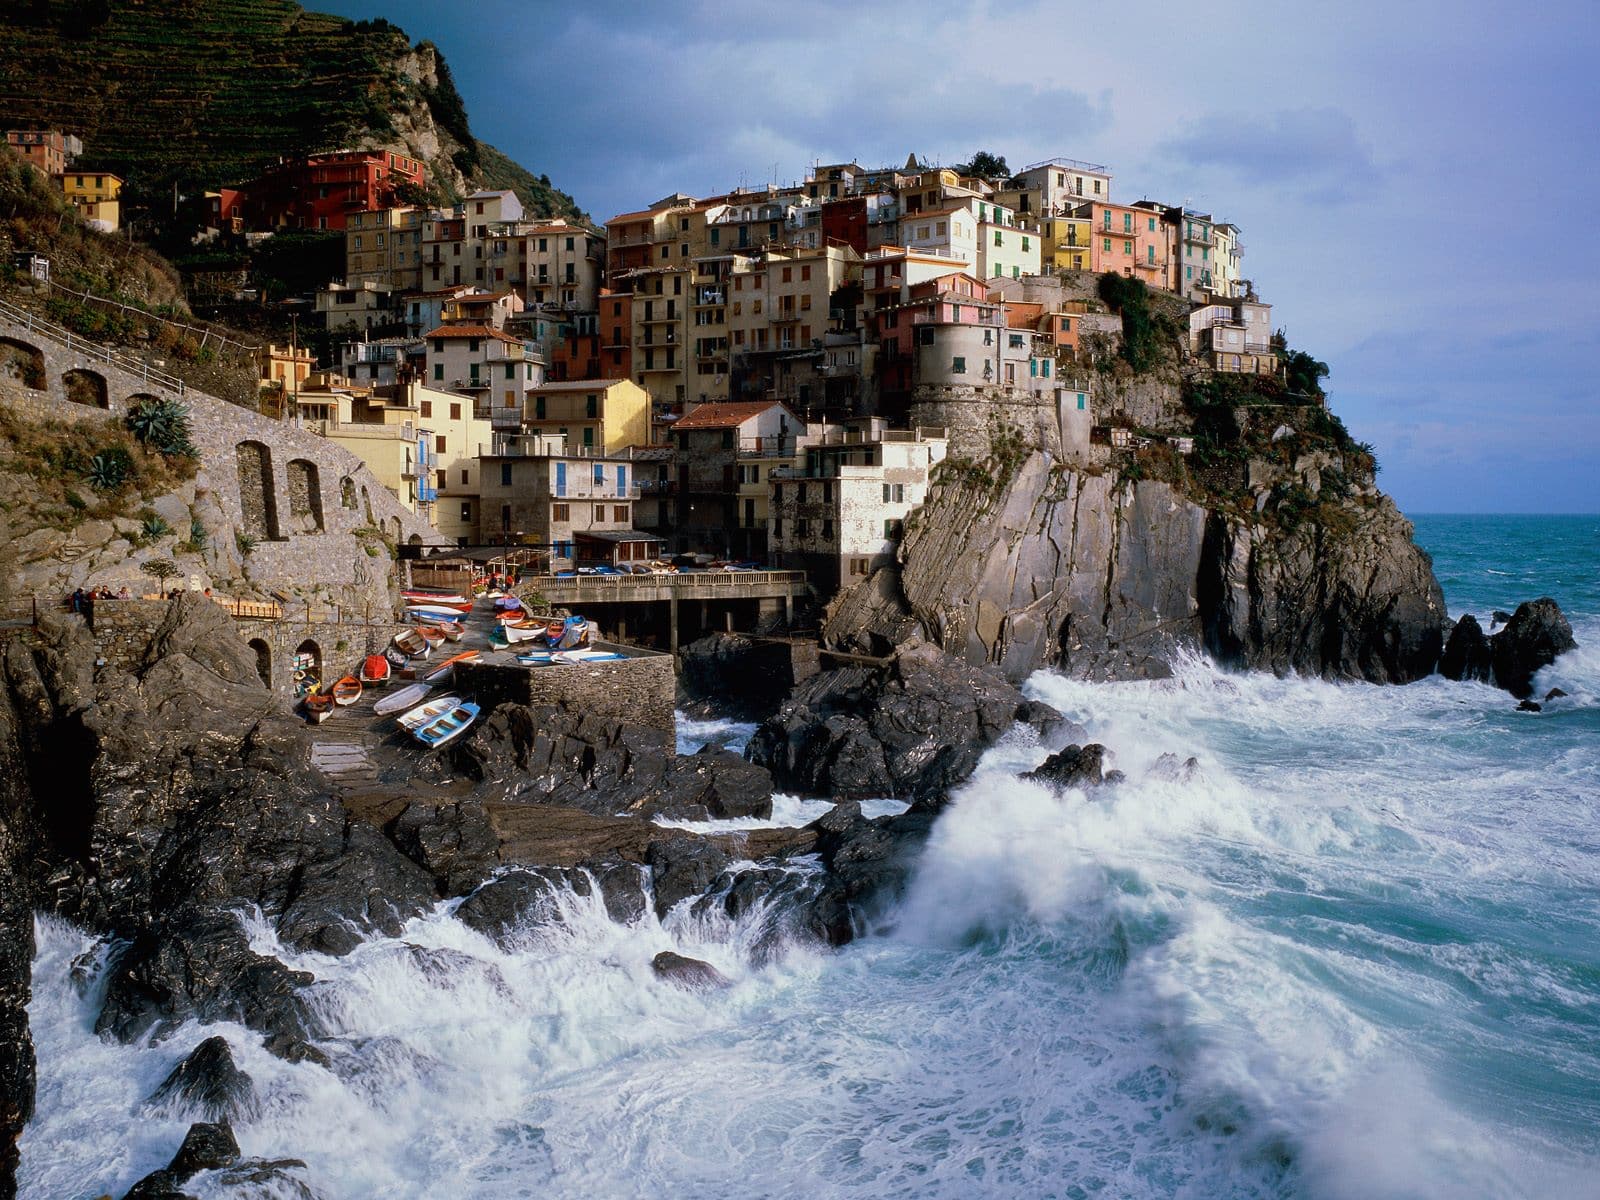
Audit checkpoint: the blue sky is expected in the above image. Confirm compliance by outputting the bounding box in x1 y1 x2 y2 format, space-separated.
319 0 1599 512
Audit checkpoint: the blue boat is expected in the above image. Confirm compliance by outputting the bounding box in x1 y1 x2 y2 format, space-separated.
412 701 480 749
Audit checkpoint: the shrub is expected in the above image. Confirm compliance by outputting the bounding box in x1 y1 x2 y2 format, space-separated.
139 557 179 583
188 516 208 547
235 531 256 555
86 447 133 491
126 397 197 459
140 512 173 542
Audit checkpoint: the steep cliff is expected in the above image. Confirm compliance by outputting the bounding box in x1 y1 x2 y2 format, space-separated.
829 360 1446 684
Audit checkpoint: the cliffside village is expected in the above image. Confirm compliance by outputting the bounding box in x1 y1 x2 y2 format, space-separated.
9 132 1276 601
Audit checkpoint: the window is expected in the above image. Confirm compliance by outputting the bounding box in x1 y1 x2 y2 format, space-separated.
822 518 834 540
435 435 446 453
468 338 480 352
534 397 546 419
1148 217 1157 232
1124 241 1133 255
801 264 811 281
952 356 966 374
500 504 511 530
500 462 512 486
797 518 809 538
1103 238 1111 252
884 518 903 539
1022 236 1030 252
553 503 569 521
1076 392 1087 410
614 505 628 522
433 339 444 353
461 502 472 521
1041 359 1051 378
782 267 792 282
881 483 905 502
586 394 598 418
594 504 606 522
449 402 461 420
994 230 1003 247
721 429 735 449
1009 334 1024 349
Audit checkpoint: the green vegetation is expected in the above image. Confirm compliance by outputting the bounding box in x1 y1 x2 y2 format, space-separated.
0 0 583 223
139 556 180 584
139 511 173 542
954 151 1010 181
126 397 197 459
474 143 586 221
235 530 257 555
87 448 133 491
1096 272 1181 373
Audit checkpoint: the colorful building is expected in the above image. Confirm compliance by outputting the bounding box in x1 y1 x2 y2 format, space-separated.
239 149 425 232
345 207 423 291
5 130 78 177
1091 201 1173 289
59 170 123 232
520 378 651 456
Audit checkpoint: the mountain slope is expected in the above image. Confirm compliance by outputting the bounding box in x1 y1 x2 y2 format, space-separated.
0 0 583 219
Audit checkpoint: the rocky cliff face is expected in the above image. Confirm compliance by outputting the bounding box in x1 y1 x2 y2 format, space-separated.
826 440 1446 684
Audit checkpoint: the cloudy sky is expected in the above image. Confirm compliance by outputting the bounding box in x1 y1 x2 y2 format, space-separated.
321 0 1598 512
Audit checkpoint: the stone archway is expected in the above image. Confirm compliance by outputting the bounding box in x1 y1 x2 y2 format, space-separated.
408 533 423 547
236 441 280 540
293 638 322 696
389 517 402 543
247 637 273 688
63 368 109 408
286 458 324 533
361 485 374 525
340 476 358 510
0 338 46 390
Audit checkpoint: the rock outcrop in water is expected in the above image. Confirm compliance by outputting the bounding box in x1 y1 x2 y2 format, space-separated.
746 643 1067 799
1440 597 1577 697
825 451 1447 684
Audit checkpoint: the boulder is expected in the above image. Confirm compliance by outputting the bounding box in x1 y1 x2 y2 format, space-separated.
801 800 942 945
124 1120 241 1199
1489 598 1576 699
1516 699 1542 713
1545 688 1569 702
143 1036 256 1123
1439 614 1492 683
1023 743 1109 790
455 863 648 946
677 633 813 721
747 644 1065 800
646 837 731 918
651 951 731 991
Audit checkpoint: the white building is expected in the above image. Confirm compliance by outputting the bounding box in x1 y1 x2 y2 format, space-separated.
769 419 949 593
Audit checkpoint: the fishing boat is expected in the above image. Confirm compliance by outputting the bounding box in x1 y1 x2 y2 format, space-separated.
405 603 470 623
414 624 446 649
397 694 461 732
413 702 480 750
401 590 471 607
514 650 555 666
385 647 410 669
496 610 531 628
302 691 335 723
330 675 363 706
493 595 524 611
424 650 481 683
490 623 543 647
434 621 465 643
359 654 391 686
373 682 431 717
391 628 431 658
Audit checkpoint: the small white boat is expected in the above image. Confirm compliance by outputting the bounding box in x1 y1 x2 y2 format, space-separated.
401 590 471 606
373 682 432 716
490 623 543 646
392 628 431 658
424 651 481 683
414 702 480 749
397 694 462 732
405 604 469 623
552 648 624 664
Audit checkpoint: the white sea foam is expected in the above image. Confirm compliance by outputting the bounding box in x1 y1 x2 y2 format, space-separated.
21 647 1600 1198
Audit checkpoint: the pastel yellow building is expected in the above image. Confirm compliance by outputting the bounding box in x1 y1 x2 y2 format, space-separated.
60 170 123 232
520 378 651 455
292 376 436 522
1042 211 1094 273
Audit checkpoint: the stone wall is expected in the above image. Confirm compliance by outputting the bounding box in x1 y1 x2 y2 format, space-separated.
455 646 676 735
0 311 448 612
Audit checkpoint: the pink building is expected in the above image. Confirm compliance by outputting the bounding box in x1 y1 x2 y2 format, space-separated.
1091 201 1175 289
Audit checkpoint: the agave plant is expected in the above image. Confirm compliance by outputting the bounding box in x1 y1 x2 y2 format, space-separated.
86 448 132 491
188 517 208 548
126 397 197 458
140 513 173 542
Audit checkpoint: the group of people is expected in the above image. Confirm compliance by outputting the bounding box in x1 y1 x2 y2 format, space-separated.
68 585 131 614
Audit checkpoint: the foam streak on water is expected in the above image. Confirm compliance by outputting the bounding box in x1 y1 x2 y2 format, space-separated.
18 515 1600 1199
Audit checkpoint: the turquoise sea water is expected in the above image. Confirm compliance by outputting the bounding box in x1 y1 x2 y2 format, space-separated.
19 515 1600 1199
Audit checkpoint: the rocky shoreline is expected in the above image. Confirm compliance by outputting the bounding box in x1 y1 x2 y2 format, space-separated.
0 589 1578 1199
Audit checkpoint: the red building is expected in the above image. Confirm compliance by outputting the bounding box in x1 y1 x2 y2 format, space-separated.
598 290 632 379
821 196 868 254
239 149 425 232
548 330 603 382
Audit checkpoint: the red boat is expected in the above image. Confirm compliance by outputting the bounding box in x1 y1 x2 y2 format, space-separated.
359 654 391 686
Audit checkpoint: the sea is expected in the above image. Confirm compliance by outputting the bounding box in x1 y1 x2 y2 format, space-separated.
17 514 1600 1200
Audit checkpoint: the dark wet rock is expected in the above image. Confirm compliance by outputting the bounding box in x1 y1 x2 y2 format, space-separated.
125 1120 241 1198
651 950 731 991
647 837 731 918
144 1036 256 1123
387 796 500 896
677 633 817 721
1023 743 1108 790
1440 614 1492 683
1516 699 1542 713
457 704 774 821
747 644 1063 800
802 801 941 945
1490 598 1576 699
1492 610 1514 627
212 1158 320 1199
398 944 510 996
1545 688 1569 702
455 864 648 946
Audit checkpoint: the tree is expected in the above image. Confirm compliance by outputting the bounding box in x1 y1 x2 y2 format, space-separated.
1282 349 1330 399
140 557 180 585
955 151 1010 182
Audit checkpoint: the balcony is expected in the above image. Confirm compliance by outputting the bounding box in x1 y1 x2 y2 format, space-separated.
769 309 802 323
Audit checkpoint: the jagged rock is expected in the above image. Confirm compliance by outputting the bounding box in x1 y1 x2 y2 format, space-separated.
651 951 731 991
125 1120 241 1198
211 1158 320 1199
1148 753 1200 782
1440 614 1493 682
824 451 1448 684
677 632 814 721
144 1036 256 1122
1489 598 1576 699
387 797 500 896
647 837 731 917
802 801 941 945
1492 610 1514 627
1546 688 1569 702
1023 743 1108 790
746 644 1064 800
1516 700 1542 713
455 703 774 820
455 863 648 946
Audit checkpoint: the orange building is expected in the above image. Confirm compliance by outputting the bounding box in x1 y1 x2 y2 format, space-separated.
599 290 632 379
5 130 77 177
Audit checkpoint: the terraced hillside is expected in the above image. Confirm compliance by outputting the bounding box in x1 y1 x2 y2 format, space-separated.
0 0 582 219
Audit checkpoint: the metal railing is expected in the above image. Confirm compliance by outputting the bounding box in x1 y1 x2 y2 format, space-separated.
536 569 806 591
0 294 188 395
